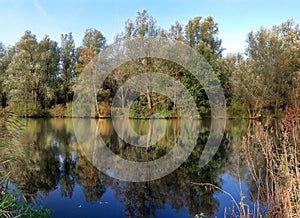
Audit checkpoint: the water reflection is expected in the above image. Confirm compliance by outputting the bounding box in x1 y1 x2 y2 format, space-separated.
0 118 265 217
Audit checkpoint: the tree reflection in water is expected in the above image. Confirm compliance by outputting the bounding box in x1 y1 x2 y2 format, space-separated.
0 118 264 217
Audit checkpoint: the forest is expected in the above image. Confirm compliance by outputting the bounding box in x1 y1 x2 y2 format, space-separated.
0 10 299 119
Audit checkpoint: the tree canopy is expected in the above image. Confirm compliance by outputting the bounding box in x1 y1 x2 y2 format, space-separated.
0 10 299 118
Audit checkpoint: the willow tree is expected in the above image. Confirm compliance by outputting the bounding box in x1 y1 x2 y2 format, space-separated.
5 31 40 114
235 20 300 117
4 32 60 115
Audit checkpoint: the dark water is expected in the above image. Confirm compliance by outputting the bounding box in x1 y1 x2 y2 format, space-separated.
2 118 266 217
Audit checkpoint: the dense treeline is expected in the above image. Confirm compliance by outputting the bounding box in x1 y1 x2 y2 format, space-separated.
0 10 299 118
226 20 300 118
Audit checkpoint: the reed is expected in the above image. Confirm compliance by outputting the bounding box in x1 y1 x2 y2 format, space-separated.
0 112 52 218
241 116 300 217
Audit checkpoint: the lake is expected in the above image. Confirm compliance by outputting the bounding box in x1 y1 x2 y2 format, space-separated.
2 118 269 217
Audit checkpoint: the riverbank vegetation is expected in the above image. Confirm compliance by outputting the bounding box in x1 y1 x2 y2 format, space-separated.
241 113 299 217
0 10 299 119
0 114 52 217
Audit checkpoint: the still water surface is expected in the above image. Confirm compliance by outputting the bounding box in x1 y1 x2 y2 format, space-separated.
5 118 266 217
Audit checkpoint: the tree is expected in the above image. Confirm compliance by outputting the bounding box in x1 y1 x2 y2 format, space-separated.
76 28 106 75
242 19 300 116
232 58 269 117
133 9 158 38
5 31 40 114
75 29 107 117
168 21 184 41
60 33 76 104
184 16 222 54
109 12 228 117
0 43 8 108
36 36 60 108
82 28 106 55
4 32 61 115
181 16 227 115
198 16 223 55
113 10 162 115
185 16 202 47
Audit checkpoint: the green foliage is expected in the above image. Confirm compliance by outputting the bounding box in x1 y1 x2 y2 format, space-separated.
226 97 248 118
82 28 106 55
48 102 73 117
0 189 52 218
60 32 77 104
0 12 299 117
1 11 228 118
1 113 52 217
0 112 26 149
3 31 60 116
231 20 300 117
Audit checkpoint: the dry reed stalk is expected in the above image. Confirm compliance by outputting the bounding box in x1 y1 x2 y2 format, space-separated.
241 116 300 217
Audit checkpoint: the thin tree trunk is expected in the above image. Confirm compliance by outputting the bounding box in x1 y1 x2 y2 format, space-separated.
146 86 153 115
92 75 100 118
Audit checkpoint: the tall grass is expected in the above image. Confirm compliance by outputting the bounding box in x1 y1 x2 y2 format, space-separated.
241 116 300 217
0 112 52 218
193 114 299 218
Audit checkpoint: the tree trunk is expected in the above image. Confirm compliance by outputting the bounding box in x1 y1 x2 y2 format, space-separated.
92 77 100 118
146 86 153 115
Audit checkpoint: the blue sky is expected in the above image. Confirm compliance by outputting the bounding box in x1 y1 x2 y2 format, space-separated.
1 0 300 54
